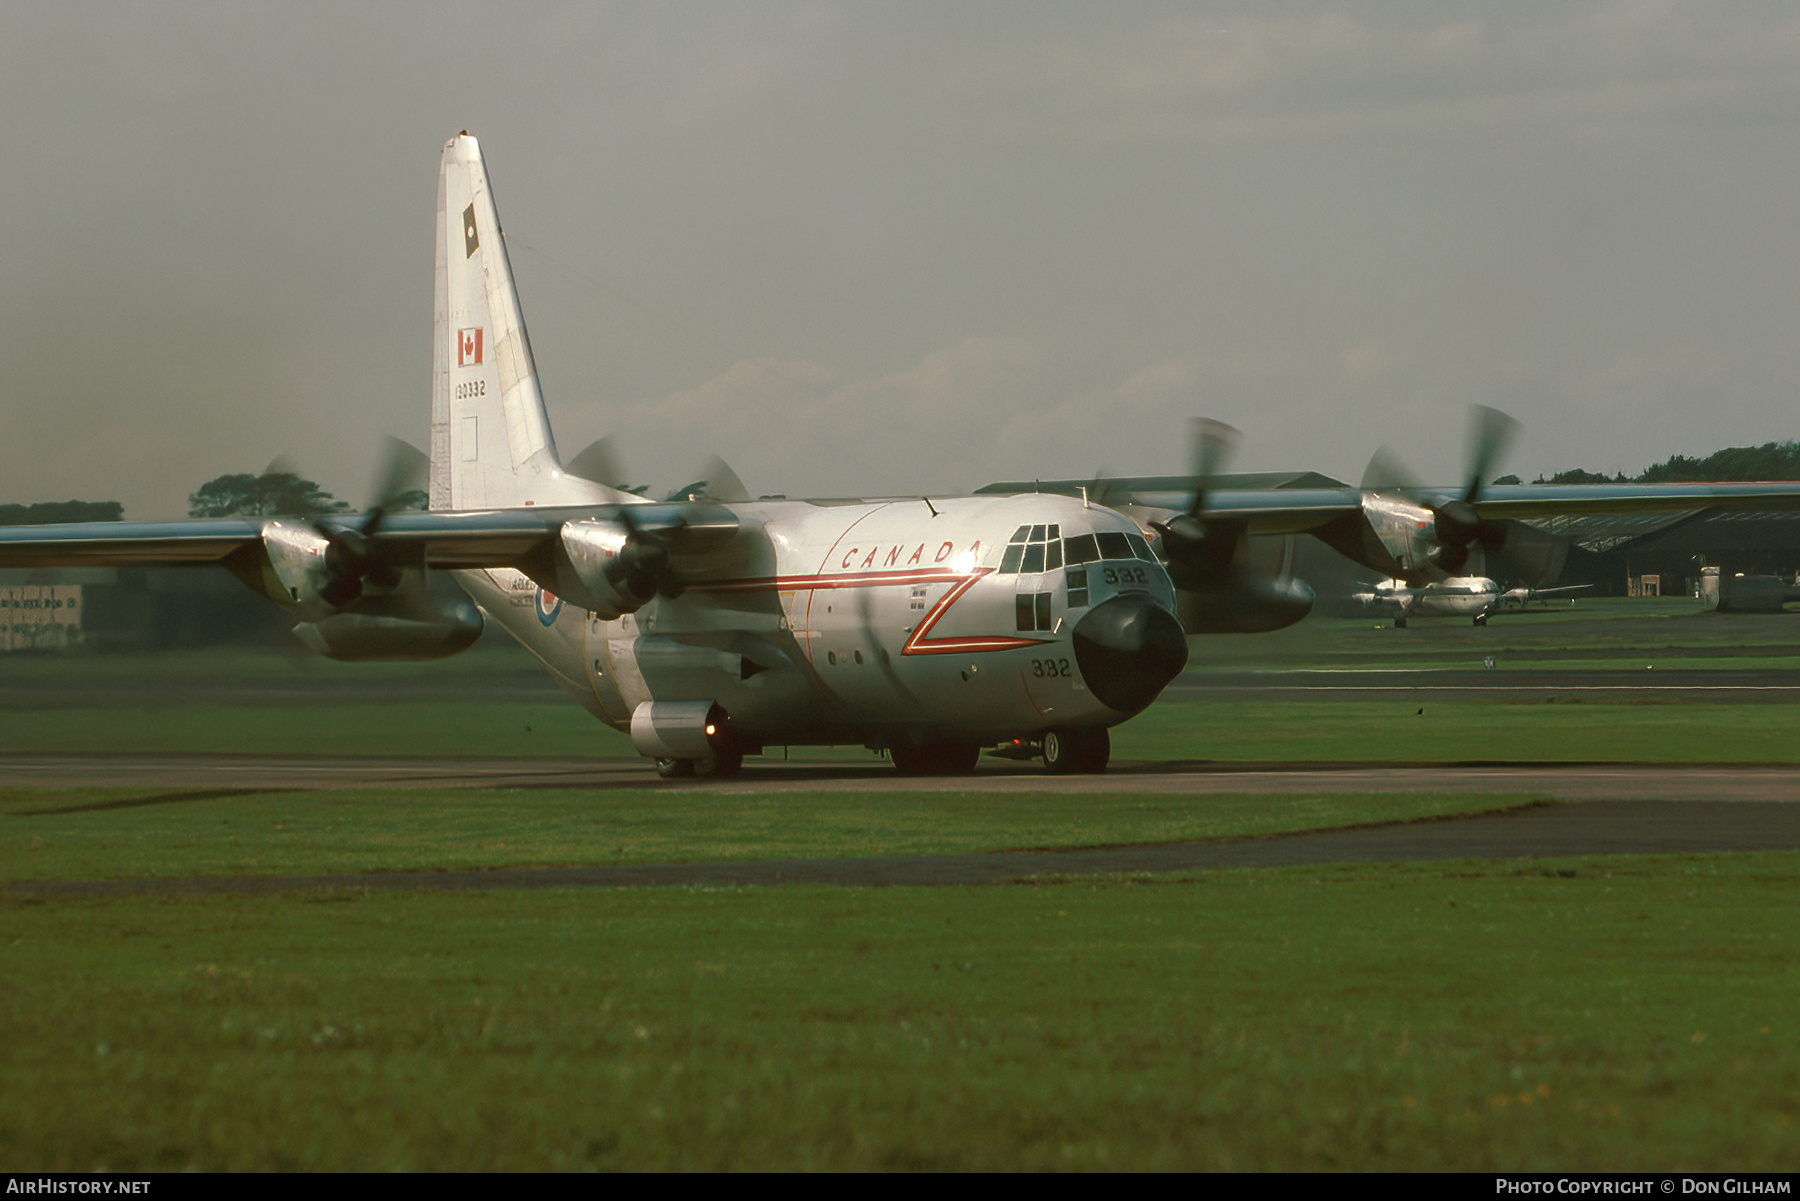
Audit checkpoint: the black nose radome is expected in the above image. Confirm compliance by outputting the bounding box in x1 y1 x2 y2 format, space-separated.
1071 596 1189 716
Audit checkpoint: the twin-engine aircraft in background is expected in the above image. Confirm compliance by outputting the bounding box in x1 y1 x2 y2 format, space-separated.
1350 577 1593 627
5 133 1800 777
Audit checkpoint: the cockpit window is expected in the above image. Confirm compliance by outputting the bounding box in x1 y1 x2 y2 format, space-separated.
1000 523 1062 575
999 525 1152 573
1096 531 1133 560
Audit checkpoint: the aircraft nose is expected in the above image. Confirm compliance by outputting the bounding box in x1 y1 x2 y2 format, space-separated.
1071 595 1189 716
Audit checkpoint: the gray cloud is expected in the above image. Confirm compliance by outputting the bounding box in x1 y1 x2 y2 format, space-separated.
4 2 1799 519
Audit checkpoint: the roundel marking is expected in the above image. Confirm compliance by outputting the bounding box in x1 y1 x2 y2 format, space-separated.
536 588 563 626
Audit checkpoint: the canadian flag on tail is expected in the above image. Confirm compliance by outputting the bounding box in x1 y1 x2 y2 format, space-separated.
457 327 484 367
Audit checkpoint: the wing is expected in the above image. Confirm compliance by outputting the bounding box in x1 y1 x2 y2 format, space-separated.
979 473 1800 595
0 503 740 570
0 503 746 627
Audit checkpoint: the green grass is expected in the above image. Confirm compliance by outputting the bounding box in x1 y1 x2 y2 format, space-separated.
1116 700 1800 763
0 641 545 680
4 855 1795 1170
0 787 1545 883
1190 597 1800 670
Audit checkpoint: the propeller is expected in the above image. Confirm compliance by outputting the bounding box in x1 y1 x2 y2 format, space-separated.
1361 405 1520 576
313 437 427 609
603 504 680 602
1149 418 1243 590
665 454 750 503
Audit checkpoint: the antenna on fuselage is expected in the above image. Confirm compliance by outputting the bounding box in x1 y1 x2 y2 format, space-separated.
923 497 939 518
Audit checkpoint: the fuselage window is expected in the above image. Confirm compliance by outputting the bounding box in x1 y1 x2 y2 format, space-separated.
1067 567 1089 609
1022 543 1045 574
999 544 1024 573
1016 590 1055 632
1063 533 1098 565
1125 532 1153 560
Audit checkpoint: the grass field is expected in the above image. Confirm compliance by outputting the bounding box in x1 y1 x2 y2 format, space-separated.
4 614 1798 1170
0 787 1547 883
4 854 1795 1171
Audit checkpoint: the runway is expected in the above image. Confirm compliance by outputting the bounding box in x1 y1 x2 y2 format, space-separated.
8 658 1800 895
1167 668 1800 703
8 751 1800 799
6 754 1799 897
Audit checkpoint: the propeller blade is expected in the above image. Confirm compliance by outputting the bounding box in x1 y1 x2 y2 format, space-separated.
857 585 922 710
371 436 430 513
696 455 750 504
1185 418 1239 517
1359 445 1422 495
567 436 629 491
1463 405 1521 504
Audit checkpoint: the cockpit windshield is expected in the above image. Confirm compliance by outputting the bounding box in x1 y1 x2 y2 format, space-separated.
998 523 1155 574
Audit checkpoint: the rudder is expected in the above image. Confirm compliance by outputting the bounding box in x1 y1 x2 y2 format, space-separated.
429 133 614 511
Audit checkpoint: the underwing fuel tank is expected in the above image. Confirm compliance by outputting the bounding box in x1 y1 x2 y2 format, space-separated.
291 597 484 661
1176 576 1315 634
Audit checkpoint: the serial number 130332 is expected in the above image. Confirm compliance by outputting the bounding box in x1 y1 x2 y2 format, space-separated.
455 380 487 399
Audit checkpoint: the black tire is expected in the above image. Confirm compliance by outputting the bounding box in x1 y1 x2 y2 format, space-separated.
1045 728 1110 774
695 749 744 779
1393 616 1408 629
655 757 695 779
891 742 979 776
1072 727 1111 774
1473 613 1489 626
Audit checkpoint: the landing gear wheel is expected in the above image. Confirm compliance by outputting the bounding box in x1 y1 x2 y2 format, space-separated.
1043 728 1110 774
1073 728 1111 774
695 749 744 779
655 757 695 779
1473 613 1489 626
890 742 980 776
1393 616 1408 629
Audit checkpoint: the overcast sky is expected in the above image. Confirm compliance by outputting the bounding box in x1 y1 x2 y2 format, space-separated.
4 1 1799 518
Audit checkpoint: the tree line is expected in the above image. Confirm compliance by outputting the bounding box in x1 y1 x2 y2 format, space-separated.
1496 441 1800 487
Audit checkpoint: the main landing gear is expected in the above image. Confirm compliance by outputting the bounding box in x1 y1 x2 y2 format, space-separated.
888 742 981 776
655 750 744 779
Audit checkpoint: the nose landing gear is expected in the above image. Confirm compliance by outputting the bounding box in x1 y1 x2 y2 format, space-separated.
1041 727 1111 774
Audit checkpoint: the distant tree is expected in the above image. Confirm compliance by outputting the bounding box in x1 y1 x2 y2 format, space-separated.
1640 441 1800 483
1491 474 1521 487
187 472 348 518
384 488 429 513
0 500 124 525
1532 468 1625 485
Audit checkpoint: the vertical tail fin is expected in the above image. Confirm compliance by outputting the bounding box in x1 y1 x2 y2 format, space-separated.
429 133 614 510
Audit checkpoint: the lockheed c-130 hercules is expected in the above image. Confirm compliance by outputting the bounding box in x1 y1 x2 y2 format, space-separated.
5 133 1800 778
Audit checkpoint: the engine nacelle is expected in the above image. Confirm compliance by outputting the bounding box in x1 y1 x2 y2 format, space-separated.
242 519 335 615
227 519 407 619
291 596 484 661
1177 577 1316 634
543 518 658 621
